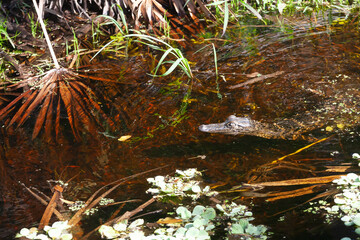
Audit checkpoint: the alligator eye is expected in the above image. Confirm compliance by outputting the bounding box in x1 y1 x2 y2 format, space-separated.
226 122 239 129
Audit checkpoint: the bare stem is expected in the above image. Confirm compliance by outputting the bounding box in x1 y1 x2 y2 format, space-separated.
32 0 60 69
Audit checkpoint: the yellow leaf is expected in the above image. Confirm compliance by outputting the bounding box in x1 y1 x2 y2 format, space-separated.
325 126 333 132
157 217 183 225
118 135 132 141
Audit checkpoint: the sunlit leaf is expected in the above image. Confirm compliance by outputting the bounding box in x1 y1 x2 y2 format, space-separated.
221 0 229 37
157 217 183 224
118 135 132 141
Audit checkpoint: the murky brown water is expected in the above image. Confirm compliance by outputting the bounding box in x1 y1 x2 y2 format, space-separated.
1 11 360 239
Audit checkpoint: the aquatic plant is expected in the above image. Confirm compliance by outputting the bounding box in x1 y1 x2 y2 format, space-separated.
99 168 268 239
16 221 73 240
99 202 268 239
304 170 360 238
16 167 268 239
146 168 217 200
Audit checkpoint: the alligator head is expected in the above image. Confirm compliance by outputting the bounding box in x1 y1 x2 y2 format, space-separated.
199 115 254 135
199 115 288 139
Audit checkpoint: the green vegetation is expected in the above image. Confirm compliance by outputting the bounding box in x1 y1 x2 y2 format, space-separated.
0 21 15 48
28 13 44 38
16 169 268 240
98 169 268 240
304 170 360 239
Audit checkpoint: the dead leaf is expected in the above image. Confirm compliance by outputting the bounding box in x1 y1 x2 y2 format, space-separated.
157 217 183 224
118 135 132 141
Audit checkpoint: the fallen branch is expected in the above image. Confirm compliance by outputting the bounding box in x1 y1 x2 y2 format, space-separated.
38 185 64 230
265 184 322 201
243 174 345 187
228 71 284 89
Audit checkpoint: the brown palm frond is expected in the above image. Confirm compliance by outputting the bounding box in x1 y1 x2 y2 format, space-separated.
0 68 115 141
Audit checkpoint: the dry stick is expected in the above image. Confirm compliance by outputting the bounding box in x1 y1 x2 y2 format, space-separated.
266 185 322 202
228 71 285 89
38 185 63 230
80 198 156 240
32 0 60 69
69 165 168 226
243 174 345 187
272 135 332 163
116 198 156 221
270 188 340 217
21 183 65 221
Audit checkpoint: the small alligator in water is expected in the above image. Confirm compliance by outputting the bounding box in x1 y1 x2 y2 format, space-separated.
199 112 358 141
199 115 308 140
199 74 360 140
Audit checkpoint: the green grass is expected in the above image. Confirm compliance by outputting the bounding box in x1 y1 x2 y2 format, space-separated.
94 10 193 79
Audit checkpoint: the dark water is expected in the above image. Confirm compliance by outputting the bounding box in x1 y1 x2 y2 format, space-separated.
1 11 360 239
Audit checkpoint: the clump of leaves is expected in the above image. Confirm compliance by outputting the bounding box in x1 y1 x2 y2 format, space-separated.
146 168 217 201
98 202 268 239
16 221 73 240
99 168 268 240
305 171 360 238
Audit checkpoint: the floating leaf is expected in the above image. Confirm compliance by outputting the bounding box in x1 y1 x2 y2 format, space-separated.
118 135 132 141
128 219 144 229
176 206 192 220
192 205 205 216
231 223 244 234
175 227 187 238
113 220 128 231
185 227 200 238
201 207 216 220
157 217 183 225
326 126 333 132
99 225 120 239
